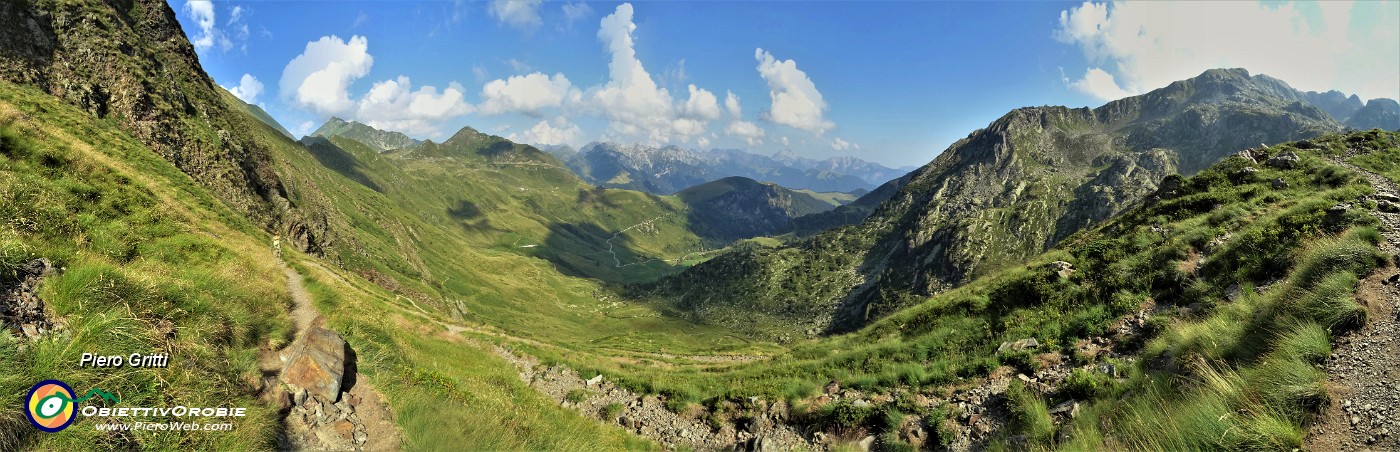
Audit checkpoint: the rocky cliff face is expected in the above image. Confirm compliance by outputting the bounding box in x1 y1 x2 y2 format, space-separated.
0 0 331 252
648 68 1347 338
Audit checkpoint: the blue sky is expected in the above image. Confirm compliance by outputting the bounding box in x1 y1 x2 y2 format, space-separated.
174 1 1399 167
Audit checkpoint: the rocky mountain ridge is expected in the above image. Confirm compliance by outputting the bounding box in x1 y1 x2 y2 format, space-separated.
647 68 1353 338
313 117 421 152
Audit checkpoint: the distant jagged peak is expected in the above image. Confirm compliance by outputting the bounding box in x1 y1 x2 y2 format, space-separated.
437 125 490 147
312 117 421 152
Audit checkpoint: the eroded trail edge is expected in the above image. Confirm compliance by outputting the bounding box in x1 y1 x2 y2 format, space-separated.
1306 161 1400 451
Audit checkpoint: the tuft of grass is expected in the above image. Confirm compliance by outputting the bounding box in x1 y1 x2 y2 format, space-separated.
1006 380 1055 447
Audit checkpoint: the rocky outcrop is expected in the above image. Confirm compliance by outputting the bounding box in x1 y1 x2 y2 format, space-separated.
495 346 817 451
279 327 348 401
1 258 56 340
284 387 372 451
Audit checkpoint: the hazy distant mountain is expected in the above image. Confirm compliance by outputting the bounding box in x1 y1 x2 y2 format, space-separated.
537 144 578 161
564 143 907 194
769 150 915 185
1301 90 1400 130
1347 98 1400 131
312 117 421 152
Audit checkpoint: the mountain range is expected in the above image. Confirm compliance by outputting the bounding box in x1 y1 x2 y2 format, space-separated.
560 141 912 195
1301 90 1400 130
3 1 1400 450
644 68 1369 337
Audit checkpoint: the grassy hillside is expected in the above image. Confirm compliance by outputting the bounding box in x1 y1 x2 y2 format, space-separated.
795 189 862 207
0 82 290 449
0 78 701 451
676 176 835 241
505 131 1396 450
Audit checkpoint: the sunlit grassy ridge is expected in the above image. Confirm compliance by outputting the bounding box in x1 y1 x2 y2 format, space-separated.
0 82 289 449
281 255 658 451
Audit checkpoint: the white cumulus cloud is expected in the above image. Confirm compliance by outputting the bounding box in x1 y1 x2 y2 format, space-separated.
724 90 742 118
682 85 721 121
584 3 719 144
755 48 835 135
725 120 766 146
280 35 374 116
183 1 249 52
1066 67 1133 101
479 72 577 116
280 35 472 137
356 77 474 136
490 0 544 31
1055 1 1400 101
830 137 858 151
224 73 264 104
183 1 220 51
514 117 583 146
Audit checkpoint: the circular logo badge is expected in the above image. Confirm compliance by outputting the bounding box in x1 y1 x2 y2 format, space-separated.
26 380 77 433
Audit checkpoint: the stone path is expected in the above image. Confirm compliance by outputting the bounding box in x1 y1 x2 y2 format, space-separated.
1306 160 1400 451
260 259 403 451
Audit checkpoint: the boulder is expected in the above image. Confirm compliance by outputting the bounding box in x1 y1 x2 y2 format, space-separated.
586 374 604 387
1264 152 1300 169
1234 166 1259 179
1049 261 1075 278
998 338 1041 353
280 327 348 402
1225 284 1242 302
1379 201 1400 214
1272 178 1289 189
825 380 841 395
1049 400 1081 418
331 419 356 441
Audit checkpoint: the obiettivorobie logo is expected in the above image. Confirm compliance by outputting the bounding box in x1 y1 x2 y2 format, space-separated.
25 380 120 433
24 378 250 433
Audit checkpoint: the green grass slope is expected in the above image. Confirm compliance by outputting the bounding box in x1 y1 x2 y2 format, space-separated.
0 80 685 451
0 82 291 450
521 131 1396 450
